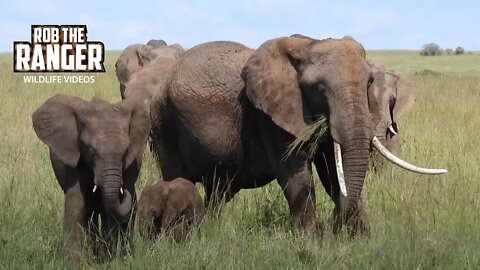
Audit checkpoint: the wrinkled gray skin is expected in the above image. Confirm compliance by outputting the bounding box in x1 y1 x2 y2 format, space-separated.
32 95 150 260
149 35 376 237
122 56 179 113
115 40 184 99
366 59 415 163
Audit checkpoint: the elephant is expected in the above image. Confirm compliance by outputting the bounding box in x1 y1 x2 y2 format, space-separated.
137 177 205 242
32 94 150 260
147 35 446 237
115 40 184 99
146 39 167 48
366 59 415 164
121 55 179 113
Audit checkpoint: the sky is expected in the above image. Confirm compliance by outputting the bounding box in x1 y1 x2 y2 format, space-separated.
1 0 479 52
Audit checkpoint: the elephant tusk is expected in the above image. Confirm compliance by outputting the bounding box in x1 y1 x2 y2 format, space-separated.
388 125 397 135
372 136 447 175
334 142 348 197
93 185 97 193
120 187 124 195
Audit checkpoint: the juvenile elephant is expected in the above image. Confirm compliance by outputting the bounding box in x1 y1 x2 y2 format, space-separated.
32 95 150 260
148 35 446 237
366 59 415 159
115 40 184 99
137 178 205 242
122 56 179 113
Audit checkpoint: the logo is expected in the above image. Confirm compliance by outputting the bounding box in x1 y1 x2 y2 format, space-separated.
14 25 105 72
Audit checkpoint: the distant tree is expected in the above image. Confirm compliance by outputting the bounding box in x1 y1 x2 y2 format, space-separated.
455 47 465 55
445 48 453 55
420 43 443 56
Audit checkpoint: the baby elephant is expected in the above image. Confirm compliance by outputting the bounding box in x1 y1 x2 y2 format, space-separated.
138 178 205 242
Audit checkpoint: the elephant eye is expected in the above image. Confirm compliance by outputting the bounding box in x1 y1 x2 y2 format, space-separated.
317 84 326 92
367 76 374 87
389 96 396 120
89 147 96 157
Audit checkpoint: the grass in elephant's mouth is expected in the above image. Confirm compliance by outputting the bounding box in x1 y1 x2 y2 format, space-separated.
284 116 329 160
0 51 479 269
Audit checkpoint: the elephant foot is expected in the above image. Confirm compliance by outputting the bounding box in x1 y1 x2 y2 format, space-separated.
331 201 370 238
346 209 370 238
64 246 83 263
204 185 238 216
118 234 134 258
292 209 320 237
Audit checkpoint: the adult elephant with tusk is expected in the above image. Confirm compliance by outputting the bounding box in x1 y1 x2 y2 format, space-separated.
363 60 447 173
366 59 414 167
312 58 447 235
149 34 446 237
249 34 377 235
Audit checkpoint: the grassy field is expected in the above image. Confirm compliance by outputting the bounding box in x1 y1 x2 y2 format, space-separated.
0 49 479 269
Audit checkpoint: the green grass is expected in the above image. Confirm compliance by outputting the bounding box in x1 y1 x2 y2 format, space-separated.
0 50 479 269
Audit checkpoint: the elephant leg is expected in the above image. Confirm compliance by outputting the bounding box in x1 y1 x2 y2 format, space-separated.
81 174 103 260
119 193 136 257
85 209 101 258
156 146 183 181
277 156 318 236
314 139 370 236
313 139 342 233
314 144 339 200
119 220 134 257
118 161 141 256
100 212 119 259
345 198 370 237
63 183 87 261
161 205 184 242
149 118 183 181
330 197 370 237
204 174 239 212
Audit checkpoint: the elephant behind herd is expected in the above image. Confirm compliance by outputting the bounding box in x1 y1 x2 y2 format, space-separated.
32 36 446 261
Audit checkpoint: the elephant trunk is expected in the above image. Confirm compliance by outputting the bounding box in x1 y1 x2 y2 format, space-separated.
339 131 371 211
99 164 132 220
329 89 373 220
373 120 389 146
371 120 389 165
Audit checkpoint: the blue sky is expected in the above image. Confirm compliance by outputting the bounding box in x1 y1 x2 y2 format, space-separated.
1 0 479 52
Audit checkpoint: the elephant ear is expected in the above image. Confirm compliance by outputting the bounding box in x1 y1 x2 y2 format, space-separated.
123 100 151 168
32 94 88 168
137 45 157 66
116 44 144 80
241 36 311 137
392 72 415 123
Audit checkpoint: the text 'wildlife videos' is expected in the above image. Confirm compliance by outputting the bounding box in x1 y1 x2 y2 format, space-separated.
22 75 96 84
